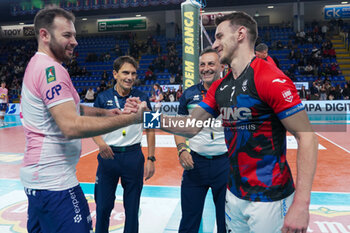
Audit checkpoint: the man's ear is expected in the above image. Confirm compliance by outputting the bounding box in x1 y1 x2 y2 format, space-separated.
39 28 51 43
113 70 118 80
237 26 247 42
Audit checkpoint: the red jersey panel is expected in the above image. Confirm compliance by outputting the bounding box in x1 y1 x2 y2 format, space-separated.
199 57 304 202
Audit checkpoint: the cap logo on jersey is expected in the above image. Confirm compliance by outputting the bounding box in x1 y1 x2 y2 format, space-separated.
46 66 56 84
282 89 293 102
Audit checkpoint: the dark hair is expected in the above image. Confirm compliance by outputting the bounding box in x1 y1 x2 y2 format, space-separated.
34 5 75 39
255 43 268 52
215 11 258 46
153 83 161 90
200 46 219 57
113 56 138 72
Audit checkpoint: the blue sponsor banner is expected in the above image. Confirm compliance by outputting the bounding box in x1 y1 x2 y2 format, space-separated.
324 4 350 19
5 104 20 115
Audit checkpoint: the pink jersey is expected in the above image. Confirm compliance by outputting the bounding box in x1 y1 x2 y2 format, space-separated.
0 87 8 104
20 52 81 191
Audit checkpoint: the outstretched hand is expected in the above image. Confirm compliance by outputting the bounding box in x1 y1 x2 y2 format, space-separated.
106 108 123 116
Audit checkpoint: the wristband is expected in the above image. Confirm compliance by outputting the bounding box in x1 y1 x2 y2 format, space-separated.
178 147 190 157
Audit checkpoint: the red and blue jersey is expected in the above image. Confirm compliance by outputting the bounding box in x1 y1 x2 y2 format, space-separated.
199 57 304 202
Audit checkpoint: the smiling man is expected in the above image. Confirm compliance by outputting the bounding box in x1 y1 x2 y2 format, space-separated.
20 6 144 233
174 47 229 233
93 56 155 233
150 11 318 233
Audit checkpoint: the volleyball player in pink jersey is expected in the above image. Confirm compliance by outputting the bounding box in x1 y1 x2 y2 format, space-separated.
20 5 146 233
0 80 8 127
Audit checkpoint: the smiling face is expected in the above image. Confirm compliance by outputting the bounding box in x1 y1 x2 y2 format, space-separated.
49 16 78 63
212 20 238 65
114 62 137 95
199 52 223 88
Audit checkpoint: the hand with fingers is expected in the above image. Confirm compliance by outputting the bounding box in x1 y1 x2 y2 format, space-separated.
179 151 194 170
99 143 114 160
144 160 155 181
281 201 309 233
106 108 123 116
124 97 141 114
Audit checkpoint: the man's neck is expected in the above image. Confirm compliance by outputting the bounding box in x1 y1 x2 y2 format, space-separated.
230 47 255 79
38 45 62 64
115 84 131 97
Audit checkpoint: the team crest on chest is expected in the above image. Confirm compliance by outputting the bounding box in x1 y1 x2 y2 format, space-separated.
242 79 248 92
107 100 113 106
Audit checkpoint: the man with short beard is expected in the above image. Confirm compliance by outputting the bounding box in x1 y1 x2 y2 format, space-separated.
20 5 145 233
174 47 229 233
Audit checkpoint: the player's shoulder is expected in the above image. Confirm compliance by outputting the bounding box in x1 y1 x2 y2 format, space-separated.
98 88 113 97
212 71 230 89
131 88 148 100
251 57 289 83
29 53 67 78
183 83 201 95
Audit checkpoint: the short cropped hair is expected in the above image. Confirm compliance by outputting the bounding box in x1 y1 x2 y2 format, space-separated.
113 56 138 72
255 43 269 52
215 11 258 46
34 5 75 39
200 46 219 57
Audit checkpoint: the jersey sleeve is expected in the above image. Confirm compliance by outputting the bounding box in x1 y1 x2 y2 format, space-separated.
145 95 152 111
198 78 221 118
38 64 75 109
255 65 304 120
94 93 103 108
177 90 189 115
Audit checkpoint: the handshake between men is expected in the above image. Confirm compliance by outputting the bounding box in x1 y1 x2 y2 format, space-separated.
122 97 149 123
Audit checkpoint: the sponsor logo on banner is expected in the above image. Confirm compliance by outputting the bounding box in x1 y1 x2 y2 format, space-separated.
23 26 35 37
143 111 161 129
1 24 34 38
5 104 17 115
0 196 127 232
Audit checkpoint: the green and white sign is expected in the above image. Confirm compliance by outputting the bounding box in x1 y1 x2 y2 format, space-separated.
97 17 147 32
181 0 200 90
